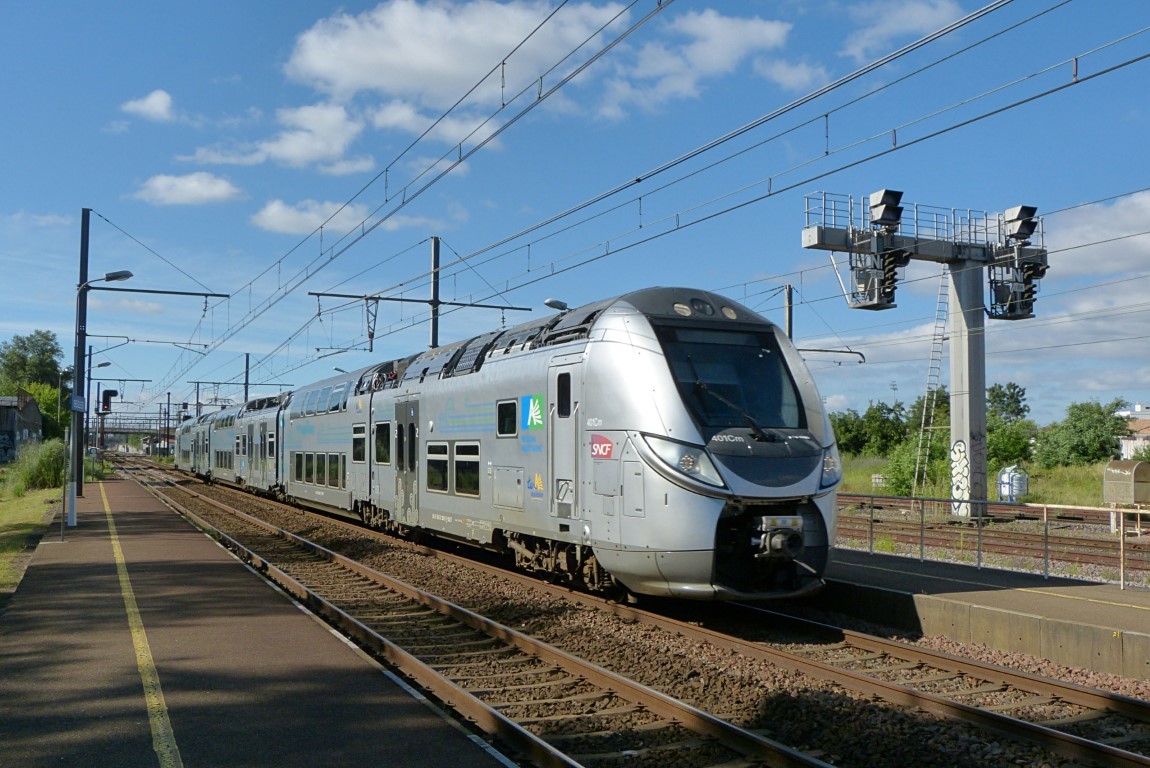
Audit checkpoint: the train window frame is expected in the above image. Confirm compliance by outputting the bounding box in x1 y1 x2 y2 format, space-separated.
293 452 303 482
316 453 327 486
327 384 344 412
305 453 315 484
352 423 367 463
374 421 392 465
304 390 320 417
496 400 517 437
454 442 480 498
557 372 571 418
426 442 449 493
328 453 340 487
396 425 405 471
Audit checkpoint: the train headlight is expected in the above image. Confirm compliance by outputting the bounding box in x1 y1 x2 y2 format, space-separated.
643 435 725 487
821 443 843 490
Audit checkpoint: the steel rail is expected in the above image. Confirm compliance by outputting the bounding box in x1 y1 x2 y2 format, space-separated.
125 462 832 768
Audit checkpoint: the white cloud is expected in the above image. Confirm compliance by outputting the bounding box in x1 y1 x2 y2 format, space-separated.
3 211 70 227
600 9 791 118
121 89 175 122
1045 191 1150 279
131 172 244 205
754 58 829 92
251 199 372 235
285 0 626 108
251 198 452 236
187 103 364 169
841 0 963 63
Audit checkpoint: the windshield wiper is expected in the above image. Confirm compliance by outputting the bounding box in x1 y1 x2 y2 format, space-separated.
685 354 772 441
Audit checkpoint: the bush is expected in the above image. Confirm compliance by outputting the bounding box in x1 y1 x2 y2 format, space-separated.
4 439 66 493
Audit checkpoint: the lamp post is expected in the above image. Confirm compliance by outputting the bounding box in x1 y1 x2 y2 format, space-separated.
70 206 132 517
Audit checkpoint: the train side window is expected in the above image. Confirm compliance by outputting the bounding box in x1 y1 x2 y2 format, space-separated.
235 435 242 455
328 453 340 487
304 390 320 417
294 452 303 482
352 424 366 462
426 442 448 492
305 453 314 484
496 400 517 437
396 426 405 471
316 454 327 486
557 373 571 418
455 443 480 498
374 422 391 464
268 432 276 459
407 424 416 471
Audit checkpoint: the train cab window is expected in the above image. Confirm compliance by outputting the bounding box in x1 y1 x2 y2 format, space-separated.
316 454 327 486
352 424 366 462
328 453 340 487
496 401 517 437
374 422 392 464
557 373 571 418
426 443 448 492
455 443 480 497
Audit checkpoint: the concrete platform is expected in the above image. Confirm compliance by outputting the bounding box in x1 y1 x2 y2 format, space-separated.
819 547 1150 680
0 477 511 768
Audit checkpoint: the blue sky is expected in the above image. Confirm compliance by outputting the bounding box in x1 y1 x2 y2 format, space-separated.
2 0 1149 426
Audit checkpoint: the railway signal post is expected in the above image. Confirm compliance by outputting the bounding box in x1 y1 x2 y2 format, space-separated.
802 190 1048 516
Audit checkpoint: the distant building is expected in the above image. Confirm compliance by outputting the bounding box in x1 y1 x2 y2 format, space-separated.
1120 419 1150 461
0 389 44 462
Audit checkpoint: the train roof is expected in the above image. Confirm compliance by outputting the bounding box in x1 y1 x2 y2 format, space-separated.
291 287 774 397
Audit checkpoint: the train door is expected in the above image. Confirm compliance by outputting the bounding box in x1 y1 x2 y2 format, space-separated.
257 421 268 486
370 414 392 513
548 364 580 520
394 399 419 526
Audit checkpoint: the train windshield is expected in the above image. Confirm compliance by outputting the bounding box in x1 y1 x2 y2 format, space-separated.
655 325 806 432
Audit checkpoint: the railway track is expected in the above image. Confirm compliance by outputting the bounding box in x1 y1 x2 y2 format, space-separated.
119 459 1150 766
837 494 1150 576
123 461 829 768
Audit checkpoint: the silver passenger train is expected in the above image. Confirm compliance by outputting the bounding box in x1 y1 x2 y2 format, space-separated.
175 287 841 600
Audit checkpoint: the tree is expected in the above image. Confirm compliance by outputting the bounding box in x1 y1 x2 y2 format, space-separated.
859 400 906 456
1033 398 1130 468
988 382 1029 423
829 409 867 454
904 386 950 439
0 330 65 389
986 412 1036 469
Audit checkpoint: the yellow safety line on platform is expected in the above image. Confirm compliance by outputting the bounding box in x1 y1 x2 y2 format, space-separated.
850 560 1150 613
100 482 185 768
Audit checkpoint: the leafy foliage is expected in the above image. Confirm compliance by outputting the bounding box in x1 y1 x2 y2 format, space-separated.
1033 398 1130 468
987 382 1029 423
0 330 65 390
3 439 66 494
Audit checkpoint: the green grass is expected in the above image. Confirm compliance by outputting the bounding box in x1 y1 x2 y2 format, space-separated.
0 486 58 592
841 454 1110 507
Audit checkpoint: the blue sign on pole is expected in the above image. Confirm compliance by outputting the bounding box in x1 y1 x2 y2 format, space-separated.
70 394 86 413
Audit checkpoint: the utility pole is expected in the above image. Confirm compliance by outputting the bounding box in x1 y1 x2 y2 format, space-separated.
803 190 1047 516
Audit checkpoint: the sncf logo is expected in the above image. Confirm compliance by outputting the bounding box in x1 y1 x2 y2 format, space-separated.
590 434 614 459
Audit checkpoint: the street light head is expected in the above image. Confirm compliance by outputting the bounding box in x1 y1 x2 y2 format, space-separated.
104 270 133 282
95 361 111 369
